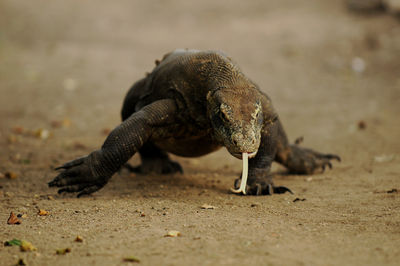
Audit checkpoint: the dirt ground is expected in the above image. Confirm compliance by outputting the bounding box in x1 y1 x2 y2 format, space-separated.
1 0 400 265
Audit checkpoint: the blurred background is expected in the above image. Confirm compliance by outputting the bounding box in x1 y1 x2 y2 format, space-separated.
1 0 399 135
0 1 399 265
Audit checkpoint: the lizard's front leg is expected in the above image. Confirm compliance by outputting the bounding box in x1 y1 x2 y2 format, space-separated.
233 120 292 195
48 99 177 197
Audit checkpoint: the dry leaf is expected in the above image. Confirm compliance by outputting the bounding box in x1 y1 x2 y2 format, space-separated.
5 192 14 197
165 230 181 237
374 154 396 163
8 135 19 144
201 204 215 209
51 120 62 128
270 233 280 238
20 240 36 251
38 209 49 216
5 172 18 179
62 118 71 127
293 198 306 202
101 128 111 135
51 118 71 128
123 256 140 263
12 126 24 135
56 248 71 255
33 128 51 140
7 212 21 225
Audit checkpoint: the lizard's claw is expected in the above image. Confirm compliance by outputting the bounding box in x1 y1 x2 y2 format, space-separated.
233 177 293 196
49 151 111 197
289 145 341 174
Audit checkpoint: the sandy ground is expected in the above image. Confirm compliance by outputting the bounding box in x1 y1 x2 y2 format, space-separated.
1 0 400 265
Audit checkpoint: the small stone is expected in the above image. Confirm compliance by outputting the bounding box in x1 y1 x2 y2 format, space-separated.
34 128 50 140
200 204 215 209
63 78 77 91
75 236 83 242
5 192 14 197
358 120 367 130
38 209 49 216
16 259 26 266
165 230 181 237
294 136 304 145
351 57 366 73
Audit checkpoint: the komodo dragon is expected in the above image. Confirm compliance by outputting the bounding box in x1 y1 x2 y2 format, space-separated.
49 49 340 197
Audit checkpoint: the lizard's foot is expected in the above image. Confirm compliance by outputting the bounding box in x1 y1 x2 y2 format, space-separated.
48 151 112 197
288 145 341 175
233 177 293 196
124 158 183 175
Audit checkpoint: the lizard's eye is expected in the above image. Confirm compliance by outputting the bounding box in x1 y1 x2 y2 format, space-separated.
220 110 229 122
219 103 231 123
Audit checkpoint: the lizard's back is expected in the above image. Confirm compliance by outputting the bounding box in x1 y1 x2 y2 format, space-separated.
139 49 250 127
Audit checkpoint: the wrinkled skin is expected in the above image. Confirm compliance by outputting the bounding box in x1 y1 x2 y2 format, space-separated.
207 89 263 158
49 49 340 197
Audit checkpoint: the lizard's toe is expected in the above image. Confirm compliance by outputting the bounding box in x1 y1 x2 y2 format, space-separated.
234 177 292 196
161 160 183 174
288 146 341 174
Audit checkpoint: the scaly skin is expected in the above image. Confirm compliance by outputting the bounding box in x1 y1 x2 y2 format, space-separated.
49 49 340 197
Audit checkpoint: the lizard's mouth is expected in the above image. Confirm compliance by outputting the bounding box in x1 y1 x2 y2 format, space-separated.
231 151 258 160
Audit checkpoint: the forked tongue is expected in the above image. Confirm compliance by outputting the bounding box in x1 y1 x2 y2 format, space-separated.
230 152 249 195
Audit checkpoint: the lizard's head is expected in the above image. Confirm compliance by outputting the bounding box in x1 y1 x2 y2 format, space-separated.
207 89 263 159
